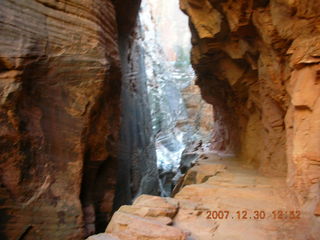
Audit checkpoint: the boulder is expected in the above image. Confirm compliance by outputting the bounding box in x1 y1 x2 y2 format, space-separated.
106 211 187 240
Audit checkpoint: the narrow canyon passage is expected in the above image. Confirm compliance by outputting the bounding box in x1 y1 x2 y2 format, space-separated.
0 0 320 240
79 0 320 238
138 0 214 198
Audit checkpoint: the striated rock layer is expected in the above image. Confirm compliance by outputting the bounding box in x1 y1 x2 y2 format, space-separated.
0 0 158 239
139 0 214 197
113 12 159 210
180 0 320 223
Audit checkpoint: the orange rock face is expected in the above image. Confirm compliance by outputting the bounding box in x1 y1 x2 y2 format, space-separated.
0 0 144 239
1 0 320 239
103 154 319 239
180 79 214 143
180 0 320 222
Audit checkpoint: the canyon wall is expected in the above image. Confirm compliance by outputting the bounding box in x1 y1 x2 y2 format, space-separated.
181 0 320 218
0 0 158 239
140 0 213 172
113 15 159 209
141 0 189 173
140 0 214 197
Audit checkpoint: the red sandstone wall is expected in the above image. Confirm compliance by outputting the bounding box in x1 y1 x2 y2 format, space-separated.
0 0 142 239
180 0 320 218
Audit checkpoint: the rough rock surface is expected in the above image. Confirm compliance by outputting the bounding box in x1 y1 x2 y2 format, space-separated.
90 195 187 240
140 0 195 173
0 0 121 238
113 9 159 210
0 0 158 239
102 154 319 239
180 79 214 145
86 233 119 240
140 0 214 197
180 0 320 225
141 0 213 155
99 0 320 239
106 211 187 240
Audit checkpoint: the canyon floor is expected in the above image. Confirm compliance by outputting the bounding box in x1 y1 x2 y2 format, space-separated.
87 153 313 240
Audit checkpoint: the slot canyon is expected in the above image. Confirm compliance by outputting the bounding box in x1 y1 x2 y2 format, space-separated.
0 0 319 239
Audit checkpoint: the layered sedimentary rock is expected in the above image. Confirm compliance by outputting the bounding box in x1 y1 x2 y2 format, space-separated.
0 0 158 239
140 0 214 198
140 0 194 174
90 1 320 239
180 79 214 145
140 0 213 170
180 0 320 220
113 15 159 209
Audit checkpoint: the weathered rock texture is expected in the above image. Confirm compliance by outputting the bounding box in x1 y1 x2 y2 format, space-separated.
140 0 194 174
180 0 320 222
140 0 213 174
114 16 159 209
100 153 319 240
0 0 157 239
173 154 316 239
180 79 214 145
89 194 188 240
139 1 214 198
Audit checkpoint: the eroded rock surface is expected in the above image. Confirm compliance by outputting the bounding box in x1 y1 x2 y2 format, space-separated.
180 0 320 225
102 0 320 239
113 7 159 210
2 0 320 239
0 0 121 238
139 0 214 197
0 0 158 239
101 154 319 240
